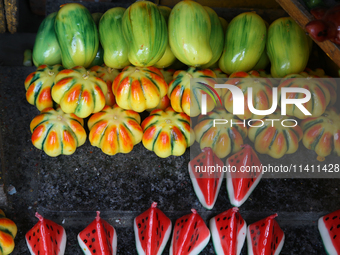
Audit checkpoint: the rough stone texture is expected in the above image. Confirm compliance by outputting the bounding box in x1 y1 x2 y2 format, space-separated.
0 67 339 254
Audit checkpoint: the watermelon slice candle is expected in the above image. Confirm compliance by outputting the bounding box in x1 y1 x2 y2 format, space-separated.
210 207 247 255
26 212 67 255
78 211 117 255
188 147 224 210
247 214 285 255
318 209 340 255
134 202 172 255
226 144 263 207
169 209 210 255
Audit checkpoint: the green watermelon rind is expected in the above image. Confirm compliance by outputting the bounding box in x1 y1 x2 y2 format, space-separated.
188 162 224 210
134 216 172 255
318 216 338 255
209 212 247 255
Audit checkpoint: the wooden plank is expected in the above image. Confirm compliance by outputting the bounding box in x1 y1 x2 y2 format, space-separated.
4 0 18 34
276 0 340 68
0 0 5 33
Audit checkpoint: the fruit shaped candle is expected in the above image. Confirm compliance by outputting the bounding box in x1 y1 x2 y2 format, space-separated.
210 207 247 255
247 214 285 255
78 211 117 255
26 212 66 255
134 202 172 255
226 144 263 207
301 107 340 161
141 107 192 158
0 209 17 255
52 66 108 118
112 66 168 112
188 147 224 210
248 110 303 159
88 105 143 156
30 107 87 157
318 208 340 255
194 108 247 159
90 65 120 106
24 64 63 111
169 209 210 255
